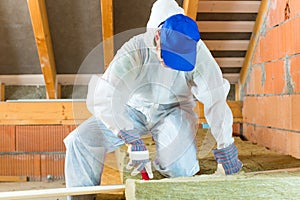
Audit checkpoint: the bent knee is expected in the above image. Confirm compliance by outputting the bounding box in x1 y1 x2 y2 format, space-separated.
154 160 199 178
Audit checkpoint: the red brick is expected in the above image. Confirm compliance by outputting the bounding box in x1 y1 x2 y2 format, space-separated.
41 154 65 180
291 94 300 131
264 95 291 130
0 126 15 152
232 123 240 136
0 154 41 181
243 123 256 143
286 132 300 159
253 37 261 65
243 96 261 124
283 17 300 55
16 125 70 152
267 0 286 28
290 0 300 19
260 27 284 62
243 96 292 130
263 60 285 94
290 55 300 93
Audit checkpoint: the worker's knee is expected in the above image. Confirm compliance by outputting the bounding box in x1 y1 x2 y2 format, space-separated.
154 159 199 178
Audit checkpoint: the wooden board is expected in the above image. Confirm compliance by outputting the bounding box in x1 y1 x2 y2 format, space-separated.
0 101 242 125
197 21 255 32
204 40 249 51
198 1 261 13
0 184 125 200
0 176 27 182
215 57 244 68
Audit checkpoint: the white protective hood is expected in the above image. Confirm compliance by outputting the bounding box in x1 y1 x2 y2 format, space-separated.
144 0 184 50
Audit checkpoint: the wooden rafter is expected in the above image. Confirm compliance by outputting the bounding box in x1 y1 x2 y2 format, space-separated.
27 0 57 99
183 0 199 20
100 0 114 71
0 83 5 101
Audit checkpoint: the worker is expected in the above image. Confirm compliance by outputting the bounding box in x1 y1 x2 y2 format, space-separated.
64 0 242 199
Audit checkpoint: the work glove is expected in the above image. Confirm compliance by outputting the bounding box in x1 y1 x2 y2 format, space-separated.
213 143 243 175
118 130 153 179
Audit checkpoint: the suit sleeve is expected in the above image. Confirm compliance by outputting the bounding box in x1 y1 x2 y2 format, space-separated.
190 40 234 148
86 37 142 135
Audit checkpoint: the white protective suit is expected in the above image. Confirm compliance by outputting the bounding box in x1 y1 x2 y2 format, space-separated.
64 0 234 192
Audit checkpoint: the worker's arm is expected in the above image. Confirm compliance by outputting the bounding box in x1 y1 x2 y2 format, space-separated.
191 40 234 148
86 36 142 136
190 40 242 174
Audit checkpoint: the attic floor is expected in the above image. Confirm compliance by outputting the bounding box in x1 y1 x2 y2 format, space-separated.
0 129 300 200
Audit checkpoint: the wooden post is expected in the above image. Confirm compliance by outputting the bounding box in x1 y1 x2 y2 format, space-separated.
240 0 269 86
0 83 4 101
235 83 240 101
100 0 114 71
183 0 199 20
27 0 57 99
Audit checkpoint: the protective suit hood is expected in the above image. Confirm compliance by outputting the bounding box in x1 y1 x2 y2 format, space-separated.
144 0 184 51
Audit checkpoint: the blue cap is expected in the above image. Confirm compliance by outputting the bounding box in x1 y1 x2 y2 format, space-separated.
160 14 200 71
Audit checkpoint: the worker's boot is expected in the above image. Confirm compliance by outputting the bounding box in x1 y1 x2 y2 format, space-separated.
69 194 97 200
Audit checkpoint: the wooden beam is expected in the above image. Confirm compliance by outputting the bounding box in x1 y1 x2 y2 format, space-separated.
215 57 244 68
0 176 28 182
198 1 261 13
223 73 240 84
0 100 242 125
235 83 240 101
100 0 114 71
240 0 268 86
183 0 199 20
0 74 93 85
197 21 255 32
0 185 125 200
195 100 243 123
27 0 57 99
0 83 4 101
204 40 249 51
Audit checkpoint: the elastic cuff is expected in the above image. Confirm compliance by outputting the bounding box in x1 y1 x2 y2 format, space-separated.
129 150 149 161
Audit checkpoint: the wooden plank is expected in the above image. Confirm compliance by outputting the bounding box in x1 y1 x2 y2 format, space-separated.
223 73 240 84
198 1 261 13
0 185 125 200
0 101 242 125
197 21 255 32
195 101 243 123
0 101 91 125
0 176 28 182
0 74 93 85
27 0 57 99
100 0 114 71
240 0 268 86
183 0 199 20
215 57 244 67
204 40 249 51
0 83 4 101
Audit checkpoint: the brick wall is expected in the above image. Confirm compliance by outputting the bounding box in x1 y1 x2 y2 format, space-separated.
243 0 300 158
0 125 75 181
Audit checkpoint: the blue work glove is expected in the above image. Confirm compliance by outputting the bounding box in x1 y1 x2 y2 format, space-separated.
118 130 153 178
213 143 243 175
